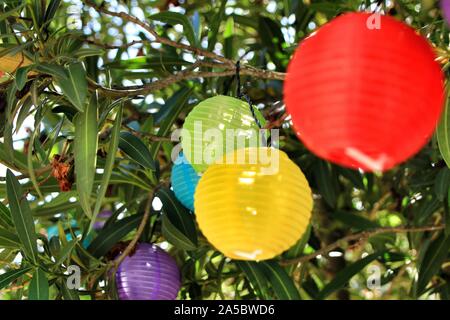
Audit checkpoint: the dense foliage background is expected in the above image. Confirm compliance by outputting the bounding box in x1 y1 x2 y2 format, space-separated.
0 0 449 300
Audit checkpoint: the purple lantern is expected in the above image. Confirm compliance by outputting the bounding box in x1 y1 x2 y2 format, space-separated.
442 0 450 24
116 243 181 300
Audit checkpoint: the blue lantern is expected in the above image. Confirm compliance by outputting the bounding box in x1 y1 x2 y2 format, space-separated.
171 152 200 211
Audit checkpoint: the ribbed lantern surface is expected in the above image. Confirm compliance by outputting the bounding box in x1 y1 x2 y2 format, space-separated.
171 152 200 211
116 243 181 300
181 95 265 173
442 0 450 24
284 13 444 172
194 147 313 261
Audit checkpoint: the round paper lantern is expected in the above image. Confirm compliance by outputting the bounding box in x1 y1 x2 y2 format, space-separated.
194 147 313 261
181 95 265 173
116 243 181 300
442 0 450 25
284 13 444 172
171 152 200 211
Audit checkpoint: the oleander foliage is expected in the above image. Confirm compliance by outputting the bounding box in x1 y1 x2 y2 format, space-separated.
0 0 449 300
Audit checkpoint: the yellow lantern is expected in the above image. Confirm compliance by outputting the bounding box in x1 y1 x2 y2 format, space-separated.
194 147 313 261
181 95 265 173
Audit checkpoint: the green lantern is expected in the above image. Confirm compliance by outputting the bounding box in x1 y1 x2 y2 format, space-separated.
181 95 265 173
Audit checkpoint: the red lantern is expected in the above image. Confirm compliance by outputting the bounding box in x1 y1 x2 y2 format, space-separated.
284 13 444 172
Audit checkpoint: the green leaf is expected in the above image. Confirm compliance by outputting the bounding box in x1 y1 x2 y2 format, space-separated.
437 85 450 168
118 131 155 170
236 261 270 299
149 11 197 46
434 168 450 201
284 224 312 274
54 240 78 266
34 62 68 79
33 201 79 217
55 62 87 112
161 214 197 251
0 228 21 248
105 56 190 70
6 170 38 263
416 232 450 295
259 260 301 300
157 187 198 248
207 0 227 51
3 84 17 163
43 0 61 23
27 105 45 199
28 268 49 300
315 160 338 208
48 236 61 257
91 103 123 232
87 213 143 258
74 47 105 59
150 87 192 159
318 251 385 299
338 167 365 190
15 65 32 90
74 92 98 218
0 202 13 229
0 3 26 22
223 16 234 39
0 267 31 290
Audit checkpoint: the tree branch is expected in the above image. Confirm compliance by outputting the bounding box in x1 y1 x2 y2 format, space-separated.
280 224 445 266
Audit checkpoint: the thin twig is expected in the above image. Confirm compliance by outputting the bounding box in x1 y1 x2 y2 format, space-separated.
280 225 445 266
84 39 146 49
113 185 162 269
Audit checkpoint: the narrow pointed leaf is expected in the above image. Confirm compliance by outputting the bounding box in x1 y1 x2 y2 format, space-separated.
28 268 49 300
150 87 192 159
34 63 68 79
74 92 98 218
157 187 197 247
417 233 450 295
0 228 20 248
437 85 450 168
118 131 155 169
318 251 385 299
54 240 78 266
15 65 32 90
0 267 31 290
259 261 301 300
6 170 38 263
161 213 197 251
236 261 271 299
55 62 87 112
0 202 13 229
87 213 142 258
91 103 123 232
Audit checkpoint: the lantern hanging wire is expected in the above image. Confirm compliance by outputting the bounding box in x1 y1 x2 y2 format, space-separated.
234 60 271 146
